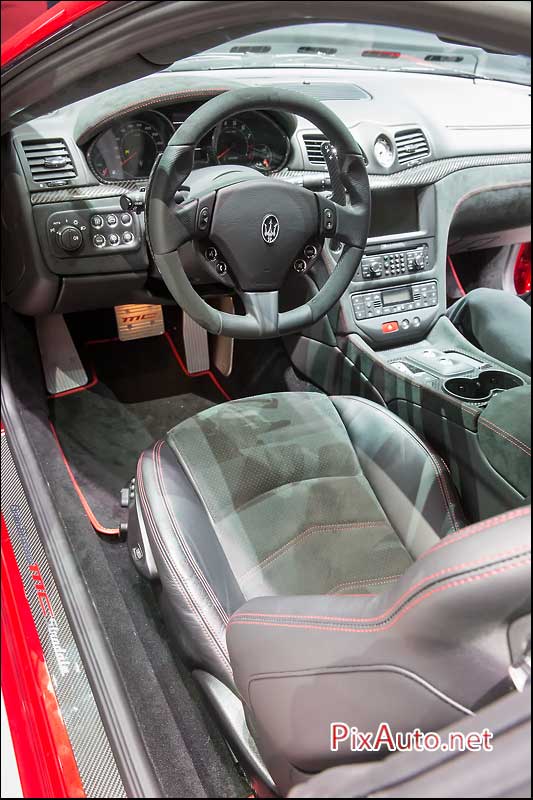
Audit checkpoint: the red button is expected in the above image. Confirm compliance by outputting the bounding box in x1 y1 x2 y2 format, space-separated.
382 321 399 333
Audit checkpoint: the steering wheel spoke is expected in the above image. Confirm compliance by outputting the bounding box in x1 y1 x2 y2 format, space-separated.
316 193 369 249
240 290 280 337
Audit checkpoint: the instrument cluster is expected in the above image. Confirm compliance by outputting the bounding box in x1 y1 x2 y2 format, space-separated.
86 108 290 181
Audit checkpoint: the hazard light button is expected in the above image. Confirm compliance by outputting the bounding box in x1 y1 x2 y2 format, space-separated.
382 321 399 333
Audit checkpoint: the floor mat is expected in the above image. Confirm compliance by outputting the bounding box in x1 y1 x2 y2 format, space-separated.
4 306 251 797
49 333 226 531
49 318 319 532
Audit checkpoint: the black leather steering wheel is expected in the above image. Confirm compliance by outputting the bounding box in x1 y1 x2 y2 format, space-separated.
146 87 370 338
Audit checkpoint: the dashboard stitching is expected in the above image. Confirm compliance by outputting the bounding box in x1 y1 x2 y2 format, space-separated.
80 89 231 143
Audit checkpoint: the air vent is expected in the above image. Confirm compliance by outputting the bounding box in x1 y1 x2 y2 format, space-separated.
394 129 430 165
362 50 401 59
21 139 77 183
303 134 329 165
303 134 368 167
297 46 337 55
230 45 270 53
425 54 463 63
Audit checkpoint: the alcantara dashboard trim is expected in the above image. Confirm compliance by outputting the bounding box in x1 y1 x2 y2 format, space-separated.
29 152 531 205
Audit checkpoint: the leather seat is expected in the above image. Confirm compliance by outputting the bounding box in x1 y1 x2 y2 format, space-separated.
448 287 531 376
133 392 530 793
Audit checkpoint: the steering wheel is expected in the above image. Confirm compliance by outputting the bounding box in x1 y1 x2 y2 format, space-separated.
146 87 370 338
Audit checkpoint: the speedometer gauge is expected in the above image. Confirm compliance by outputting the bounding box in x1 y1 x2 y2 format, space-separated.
213 118 255 165
87 113 172 181
212 112 290 173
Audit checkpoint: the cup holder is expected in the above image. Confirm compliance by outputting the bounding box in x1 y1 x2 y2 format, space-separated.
444 369 524 403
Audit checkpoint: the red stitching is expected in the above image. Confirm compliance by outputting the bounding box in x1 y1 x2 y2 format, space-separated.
374 348 532 456
239 521 387 583
478 416 531 456
421 506 531 559
233 546 530 626
228 558 530 635
83 88 230 140
137 451 232 670
328 574 403 593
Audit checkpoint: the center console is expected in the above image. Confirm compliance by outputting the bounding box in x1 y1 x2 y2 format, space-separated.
347 234 441 344
336 185 442 347
384 344 524 401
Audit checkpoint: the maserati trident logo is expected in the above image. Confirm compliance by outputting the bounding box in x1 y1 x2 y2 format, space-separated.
261 214 280 244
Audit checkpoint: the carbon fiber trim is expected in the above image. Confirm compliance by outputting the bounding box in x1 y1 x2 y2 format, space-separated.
30 152 531 205
1 431 126 799
30 181 143 204
275 152 532 189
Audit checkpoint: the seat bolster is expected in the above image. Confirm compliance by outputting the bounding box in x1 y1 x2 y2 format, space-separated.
136 440 244 686
332 396 465 554
448 287 531 376
227 507 531 794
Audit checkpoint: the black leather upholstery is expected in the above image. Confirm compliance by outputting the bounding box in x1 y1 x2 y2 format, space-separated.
137 440 240 684
136 393 464 686
135 392 529 794
228 507 531 791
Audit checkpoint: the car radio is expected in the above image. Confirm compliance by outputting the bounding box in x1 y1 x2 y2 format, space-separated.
360 244 430 280
354 237 435 281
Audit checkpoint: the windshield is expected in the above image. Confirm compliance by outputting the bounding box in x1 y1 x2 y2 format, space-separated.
169 23 531 86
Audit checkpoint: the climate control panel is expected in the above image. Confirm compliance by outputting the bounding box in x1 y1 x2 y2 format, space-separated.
352 280 438 321
350 280 441 343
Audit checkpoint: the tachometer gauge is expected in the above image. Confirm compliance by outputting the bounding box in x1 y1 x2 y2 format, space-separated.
213 117 254 165
87 113 171 181
373 135 395 168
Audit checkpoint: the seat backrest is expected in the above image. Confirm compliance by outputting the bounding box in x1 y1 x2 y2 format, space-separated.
227 507 531 794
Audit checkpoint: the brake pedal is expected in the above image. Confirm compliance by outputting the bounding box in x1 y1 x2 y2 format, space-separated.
182 311 210 373
36 314 88 395
115 304 164 341
212 297 235 376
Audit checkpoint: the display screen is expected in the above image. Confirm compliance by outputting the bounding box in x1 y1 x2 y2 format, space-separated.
382 286 413 305
369 188 420 237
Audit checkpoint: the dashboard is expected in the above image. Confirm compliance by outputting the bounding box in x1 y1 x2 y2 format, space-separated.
2 68 531 341
85 108 291 181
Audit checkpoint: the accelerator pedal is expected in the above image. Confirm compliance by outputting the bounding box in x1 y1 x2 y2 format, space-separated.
36 314 88 395
115 304 164 341
182 311 210 374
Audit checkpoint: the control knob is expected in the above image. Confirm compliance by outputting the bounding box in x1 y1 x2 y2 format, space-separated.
58 226 83 252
